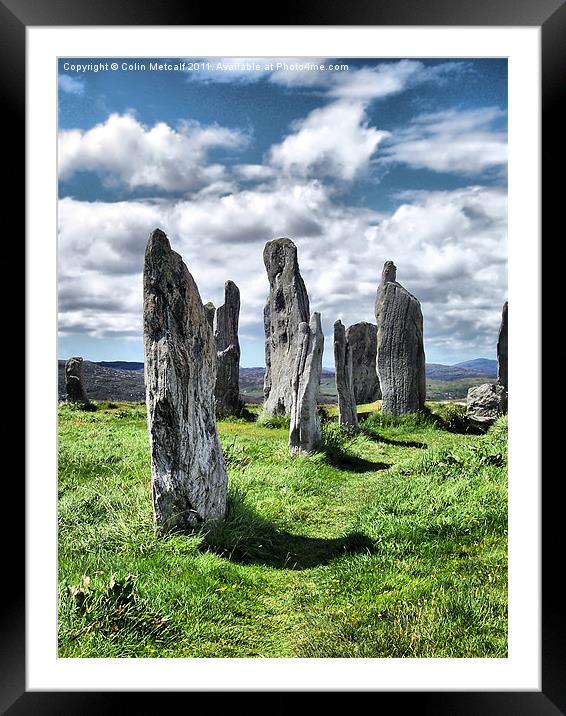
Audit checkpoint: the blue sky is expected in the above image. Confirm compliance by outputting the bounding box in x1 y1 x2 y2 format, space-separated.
58 57 507 367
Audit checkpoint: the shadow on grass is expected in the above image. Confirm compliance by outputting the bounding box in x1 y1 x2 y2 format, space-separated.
200 492 378 570
360 429 427 450
324 451 392 473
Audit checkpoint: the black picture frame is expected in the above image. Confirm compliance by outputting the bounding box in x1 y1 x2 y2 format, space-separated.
11 0 559 711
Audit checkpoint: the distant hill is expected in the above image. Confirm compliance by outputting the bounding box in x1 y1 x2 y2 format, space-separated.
453 359 497 377
98 361 144 372
426 361 496 381
58 359 498 403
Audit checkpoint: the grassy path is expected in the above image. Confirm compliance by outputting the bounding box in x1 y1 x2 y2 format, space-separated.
58 402 507 658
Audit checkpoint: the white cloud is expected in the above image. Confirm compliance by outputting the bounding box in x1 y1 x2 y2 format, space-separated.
324 60 423 100
269 101 389 181
58 74 85 95
58 113 249 191
58 184 506 363
192 58 465 104
383 107 508 174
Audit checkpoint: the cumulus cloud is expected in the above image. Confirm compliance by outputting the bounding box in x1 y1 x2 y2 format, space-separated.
323 60 423 100
58 113 249 191
269 101 389 181
58 74 85 95
382 107 508 175
192 58 465 103
58 184 507 362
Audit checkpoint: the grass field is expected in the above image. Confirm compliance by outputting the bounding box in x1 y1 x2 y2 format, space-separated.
58 401 507 658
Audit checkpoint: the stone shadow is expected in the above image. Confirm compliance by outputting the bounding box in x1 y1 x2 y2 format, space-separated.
324 451 392 473
360 430 427 450
200 496 378 570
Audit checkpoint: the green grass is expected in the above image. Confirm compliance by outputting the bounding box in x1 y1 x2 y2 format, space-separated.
58 400 507 658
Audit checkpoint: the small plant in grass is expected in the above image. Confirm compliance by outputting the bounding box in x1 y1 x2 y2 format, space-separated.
256 412 290 429
432 402 485 434
65 573 174 644
487 415 508 446
319 422 358 462
363 408 439 432
221 437 253 470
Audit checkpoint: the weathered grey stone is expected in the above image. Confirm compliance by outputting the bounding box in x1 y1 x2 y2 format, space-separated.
375 261 426 415
143 228 228 533
497 301 508 391
333 320 358 430
346 321 381 404
65 356 89 403
466 383 507 424
204 302 216 331
289 313 324 454
214 281 241 417
263 238 310 416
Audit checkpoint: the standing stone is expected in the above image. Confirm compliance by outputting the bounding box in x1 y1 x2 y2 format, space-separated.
346 321 381 404
214 281 241 417
466 300 508 424
263 238 310 416
289 313 324 454
204 302 216 332
333 320 358 430
497 301 508 390
143 228 228 533
375 261 426 415
65 356 89 403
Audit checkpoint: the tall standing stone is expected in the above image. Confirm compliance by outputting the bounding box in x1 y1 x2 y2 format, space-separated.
263 238 310 416
497 301 508 390
333 320 358 430
375 261 426 415
289 312 324 454
143 228 228 533
65 356 89 403
346 321 381 404
214 281 241 417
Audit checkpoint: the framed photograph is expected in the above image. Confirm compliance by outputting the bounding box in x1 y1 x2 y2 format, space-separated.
12 0 559 710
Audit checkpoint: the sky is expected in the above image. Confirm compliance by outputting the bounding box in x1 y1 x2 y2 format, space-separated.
57 57 508 368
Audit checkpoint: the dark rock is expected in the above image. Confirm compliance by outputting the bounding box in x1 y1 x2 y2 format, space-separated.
214 281 241 417
263 238 310 415
346 321 381 404
143 228 228 533
333 320 358 430
65 357 89 403
289 312 324 454
375 261 426 415
497 301 508 391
